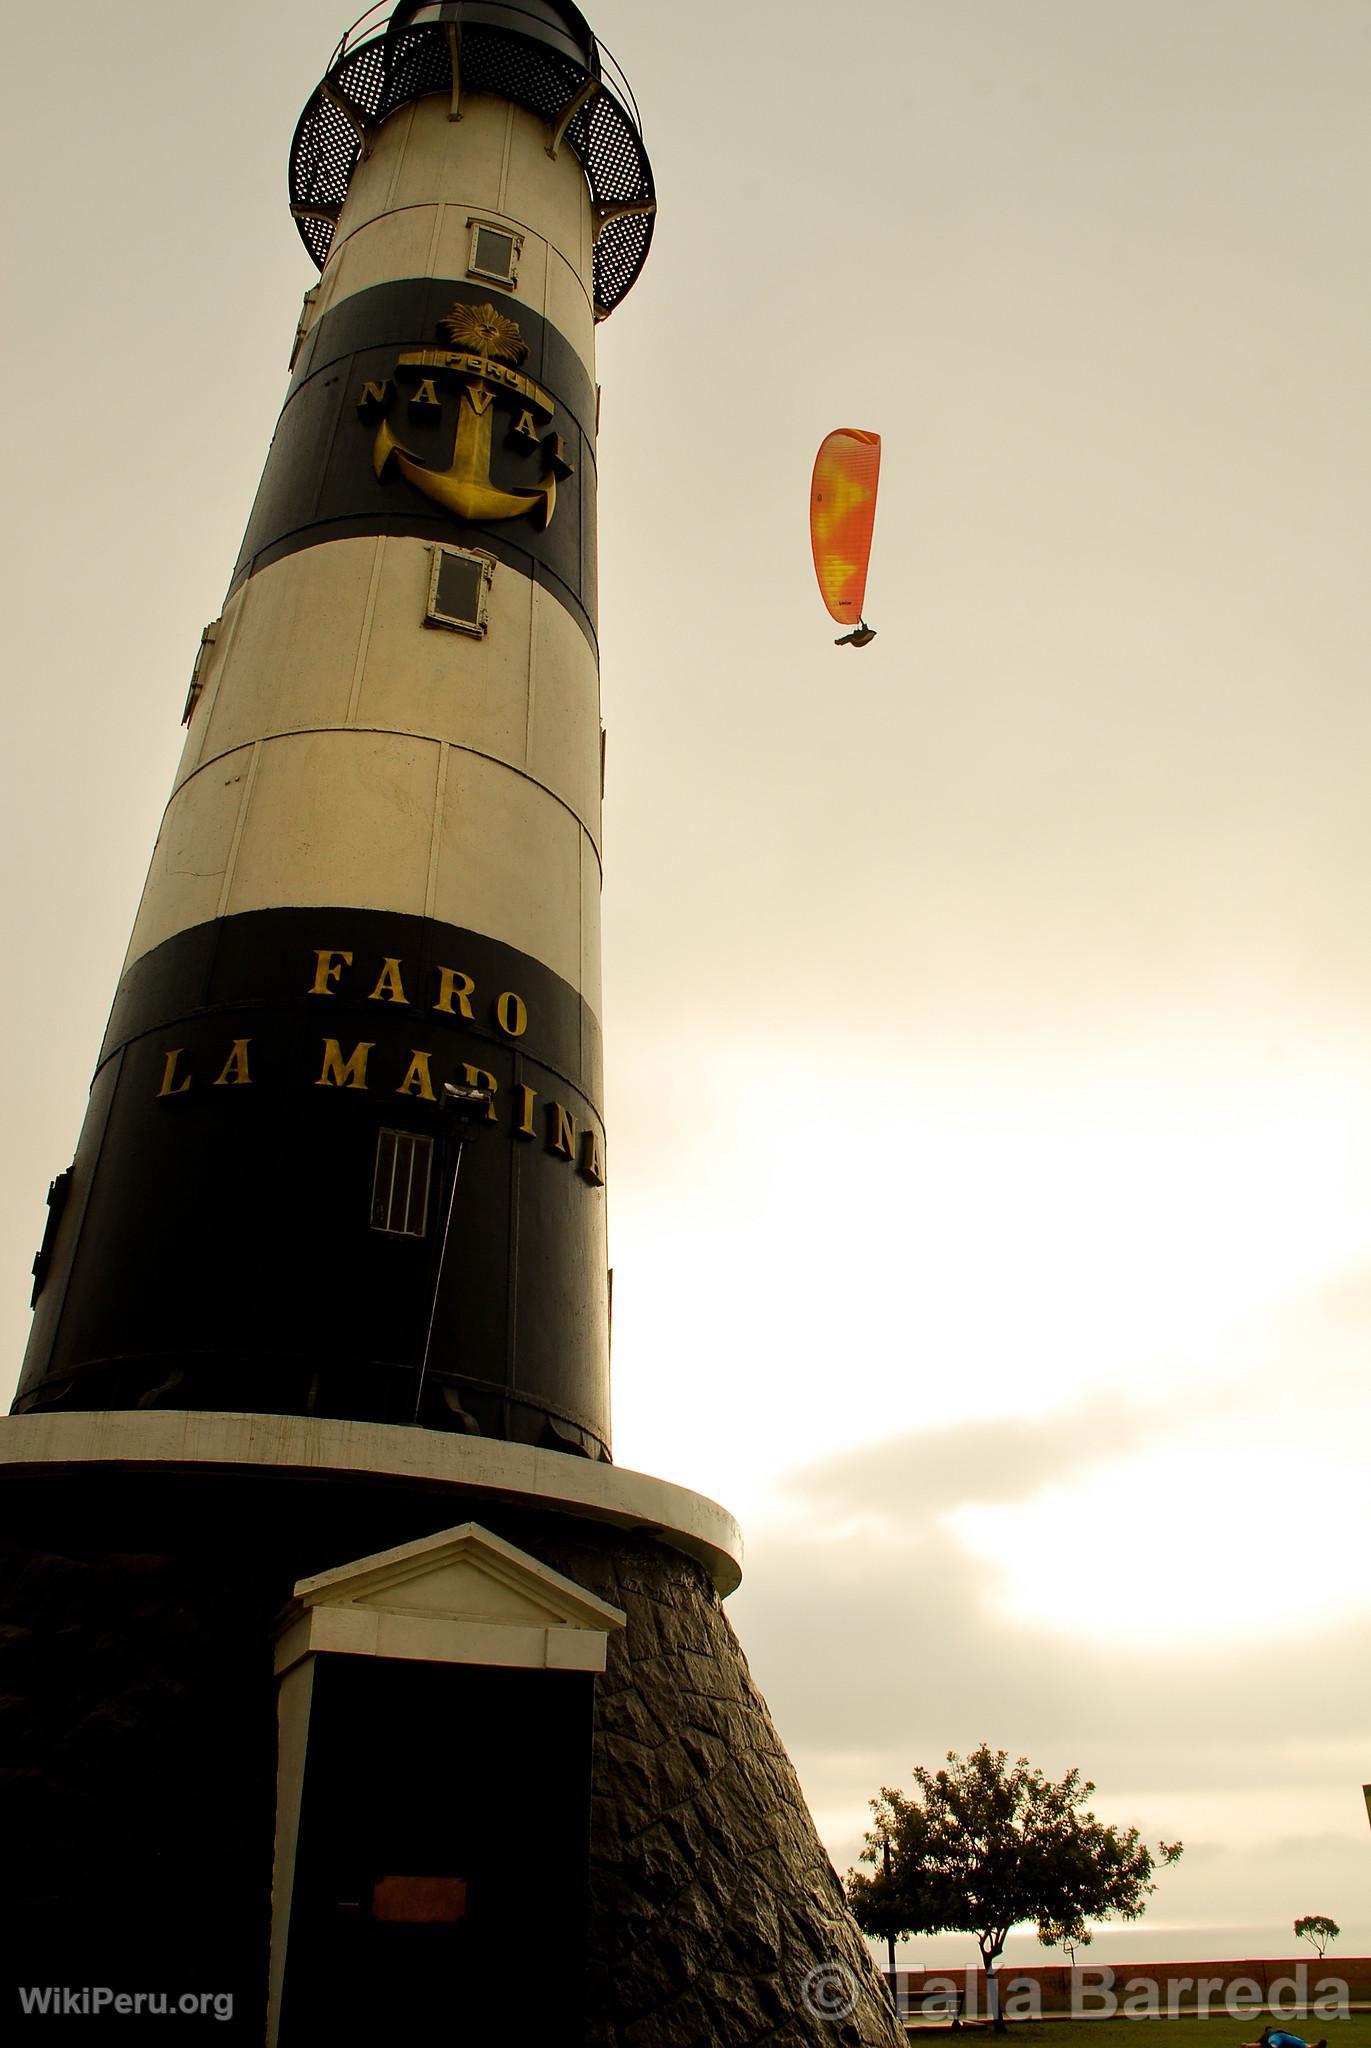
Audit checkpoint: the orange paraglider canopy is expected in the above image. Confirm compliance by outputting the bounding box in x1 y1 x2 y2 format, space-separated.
810 428 881 628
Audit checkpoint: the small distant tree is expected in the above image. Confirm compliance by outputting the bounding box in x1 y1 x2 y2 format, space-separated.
1040 1919 1094 1968
1294 1915 1340 1960
847 1745 1183 2033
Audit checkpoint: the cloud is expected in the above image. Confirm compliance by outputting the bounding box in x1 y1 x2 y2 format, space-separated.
739 1407 1371 1752
722 1399 1371 1955
776 1403 1153 1518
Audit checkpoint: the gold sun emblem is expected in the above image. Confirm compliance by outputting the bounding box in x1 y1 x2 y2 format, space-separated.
439 301 529 365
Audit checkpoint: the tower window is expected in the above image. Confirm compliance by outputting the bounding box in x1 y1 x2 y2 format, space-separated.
371 1129 433 1237
467 219 522 287
426 545 493 636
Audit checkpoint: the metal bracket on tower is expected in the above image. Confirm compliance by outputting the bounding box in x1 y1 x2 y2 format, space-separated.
591 198 656 243
547 75 601 160
320 77 378 159
290 201 342 226
446 22 463 121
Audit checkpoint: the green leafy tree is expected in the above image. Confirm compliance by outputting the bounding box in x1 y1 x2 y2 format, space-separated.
1294 1915 1340 1960
847 1745 1182 2032
1040 1919 1094 1968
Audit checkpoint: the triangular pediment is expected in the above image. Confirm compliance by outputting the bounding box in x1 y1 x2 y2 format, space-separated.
290 1521 625 1634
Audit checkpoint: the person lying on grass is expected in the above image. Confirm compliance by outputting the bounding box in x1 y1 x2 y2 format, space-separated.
1245 2026 1327 2048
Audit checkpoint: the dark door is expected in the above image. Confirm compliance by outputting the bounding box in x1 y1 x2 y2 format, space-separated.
281 1655 594 2045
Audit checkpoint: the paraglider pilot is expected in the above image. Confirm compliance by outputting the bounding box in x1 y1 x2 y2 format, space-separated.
811 428 881 650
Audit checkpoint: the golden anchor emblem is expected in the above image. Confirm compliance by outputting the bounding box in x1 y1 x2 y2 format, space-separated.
357 302 571 531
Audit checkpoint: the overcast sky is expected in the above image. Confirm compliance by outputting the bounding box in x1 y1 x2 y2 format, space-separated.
3 0 1369 1969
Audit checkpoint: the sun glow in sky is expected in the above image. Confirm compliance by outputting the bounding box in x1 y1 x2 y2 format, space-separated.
610 1032 1371 1510
955 1434 1371 1646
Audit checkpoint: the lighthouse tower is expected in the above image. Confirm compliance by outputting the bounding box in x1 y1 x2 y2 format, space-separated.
2 6 902 2043
15 0 645 1457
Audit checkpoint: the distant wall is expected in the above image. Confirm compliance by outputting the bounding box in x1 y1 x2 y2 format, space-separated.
895 1959 1370 2017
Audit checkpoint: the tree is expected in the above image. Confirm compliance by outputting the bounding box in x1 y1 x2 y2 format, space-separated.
846 1745 1183 2032
1039 1919 1094 1968
1294 1915 1340 1960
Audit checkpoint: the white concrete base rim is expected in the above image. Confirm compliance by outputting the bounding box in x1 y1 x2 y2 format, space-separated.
0 1410 743 1594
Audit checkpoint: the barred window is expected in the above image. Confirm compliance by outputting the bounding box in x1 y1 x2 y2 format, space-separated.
371 1129 433 1237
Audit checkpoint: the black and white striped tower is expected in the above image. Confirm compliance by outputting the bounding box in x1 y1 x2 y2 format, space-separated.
2 8 904 2042
15 0 656 1456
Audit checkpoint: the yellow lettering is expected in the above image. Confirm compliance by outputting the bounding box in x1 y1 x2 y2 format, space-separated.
212 1039 253 1088
460 1064 499 1122
368 957 409 1005
316 1039 373 1090
578 1128 605 1186
310 948 353 996
434 966 475 1018
157 1048 192 1098
514 1083 537 1138
410 377 441 410
356 378 392 416
510 408 539 445
547 1102 576 1159
493 990 527 1038
396 1050 436 1100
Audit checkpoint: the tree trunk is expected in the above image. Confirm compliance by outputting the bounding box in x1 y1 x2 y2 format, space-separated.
981 1940 1006 2035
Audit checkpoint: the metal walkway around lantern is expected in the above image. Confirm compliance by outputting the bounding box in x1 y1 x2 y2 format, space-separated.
289 2 656 319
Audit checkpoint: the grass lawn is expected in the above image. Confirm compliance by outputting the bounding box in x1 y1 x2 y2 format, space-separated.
905 2025 1371 2048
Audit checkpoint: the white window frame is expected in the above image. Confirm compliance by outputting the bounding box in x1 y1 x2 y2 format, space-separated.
425 544 494 637
466 217 523 288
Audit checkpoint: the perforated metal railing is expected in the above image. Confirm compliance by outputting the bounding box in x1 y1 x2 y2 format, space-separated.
289 19 655 317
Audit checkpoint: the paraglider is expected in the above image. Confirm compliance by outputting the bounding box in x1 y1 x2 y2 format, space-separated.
810 428 881 648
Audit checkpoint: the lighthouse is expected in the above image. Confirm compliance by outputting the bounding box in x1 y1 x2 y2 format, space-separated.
2 6 902 2042
15 0 643 1457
